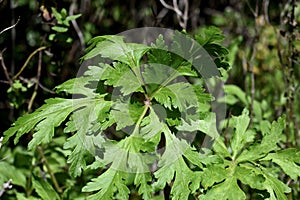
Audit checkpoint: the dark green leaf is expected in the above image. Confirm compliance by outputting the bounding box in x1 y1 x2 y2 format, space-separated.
32 177 60 200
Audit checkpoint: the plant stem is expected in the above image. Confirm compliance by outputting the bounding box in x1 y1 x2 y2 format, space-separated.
0 49 13 86
13 46 47 79
28 50 43 113
150 66 179 100
132 103 150 136
37 146 63 194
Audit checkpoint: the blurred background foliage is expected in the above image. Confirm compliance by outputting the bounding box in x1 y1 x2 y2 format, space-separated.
0 0 299 199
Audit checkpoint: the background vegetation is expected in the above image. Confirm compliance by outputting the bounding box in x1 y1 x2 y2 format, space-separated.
0 0 299 199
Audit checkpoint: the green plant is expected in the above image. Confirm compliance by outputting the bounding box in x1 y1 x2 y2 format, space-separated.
7 80 30 108
2 27 300 199
49 7 81 43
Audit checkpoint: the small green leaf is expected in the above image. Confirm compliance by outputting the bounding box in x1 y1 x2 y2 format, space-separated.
134 172 153 199
49 34 55 41
195 26 226 45
51 7 62 20
0 162 27 188
140 106 164 139
201 164 227 189
82 168 130 200
101 62 143 94
63 14 82 26
148 35 171 66
230 109 254 159
60 8 67 18
52 26 68 33
235 165 265 190
111 101 143 130
224 85 248 105
32 177 60 200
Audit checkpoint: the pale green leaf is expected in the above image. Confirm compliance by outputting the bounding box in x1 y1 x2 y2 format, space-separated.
82 168 129 200
52 26 68 32
201 164 227 189
177 113 219 139
224 85 247 105
64 101 110 177
183 147 223 167
0 162 26 188
263 172 290 200
237 116 285 163
116 66 142 95
83 36 149 66
65 14 82 23
3 98 86 149
140 106 164 139
212 137 231 158
147 34 171 66
195 26 226 45
158 127 189 167
200 176 246 200
111 101 144 130
142 63 177 88
153 86 174 110
154 157 200 200
170 158 200 200
235 165 265 190
125 136 157 173
154 127 201 199
55 65 108 96
134 172 153 199
101 62 143 94
230 109 255 159
154 82 198 112
261 148 300 180
64 134 90 177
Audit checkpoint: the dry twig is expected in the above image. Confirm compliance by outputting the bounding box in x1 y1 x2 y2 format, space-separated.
0 49 13 86
13 46 47 79
0 179 13 197
0 17 20 35
159 0 189 29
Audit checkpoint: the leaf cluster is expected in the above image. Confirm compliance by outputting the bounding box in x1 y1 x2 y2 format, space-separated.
2 27 300 199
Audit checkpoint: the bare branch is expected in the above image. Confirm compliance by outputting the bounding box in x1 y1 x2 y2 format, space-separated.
0 49 13 86
0 179 13 197
0 17 20 35
69 0 85 51
172 0 183 17
159 0 176 12
182 0 189 29
0 136 3 149
13 46 47 79
159 0 189 29
28 50 43 112
263 0 270 23
18 76 55 94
